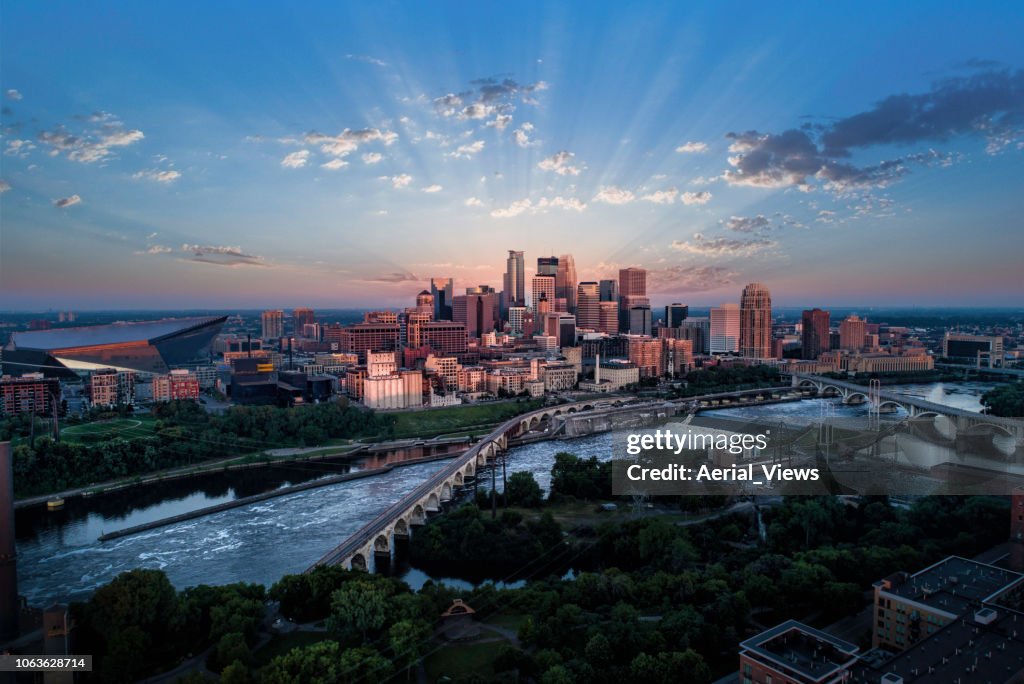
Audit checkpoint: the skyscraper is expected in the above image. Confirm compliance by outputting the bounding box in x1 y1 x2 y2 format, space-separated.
415 290 435 317
628 305 652 336
598 301 619 334
801 308 830 360
739 282 773 359
556 254 578 312
839 315 867 352
537 256 559 277
618 267 647 331
710 304 740 354
503 250 525 309
431 277 454 321
261 310 284 340
599 279 618 302
664 304 689 328
293 307 315 333
531 275 556 310
575 281 600 330
453 293 498 339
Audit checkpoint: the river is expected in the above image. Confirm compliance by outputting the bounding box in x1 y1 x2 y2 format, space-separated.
12 380 1000 605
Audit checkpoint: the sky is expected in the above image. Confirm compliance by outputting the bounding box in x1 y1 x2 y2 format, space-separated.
1 1 1023 311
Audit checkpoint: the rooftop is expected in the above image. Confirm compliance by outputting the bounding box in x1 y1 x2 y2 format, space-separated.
739 620 860 682
7 316 227 351
878 556 1023 618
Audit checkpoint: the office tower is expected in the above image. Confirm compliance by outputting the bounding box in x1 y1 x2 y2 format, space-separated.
679 317 710 354
503 250 526 312
556 254 578 312
618 267 647 298
839 315 867 352
558 314 577 348
628 338 664 378
628 305 652 336
415 290 434 317
431 277 454 321
453 293 498 339
537 256 559 277
531 275 556 310
801 308 831 360
710 303 740 354
598 301 619 334
575 282 600 330
739 282 773 359
293 307 315 333
508 306 527 335
599 279 618 302
261 310 284 340
665 304 689 328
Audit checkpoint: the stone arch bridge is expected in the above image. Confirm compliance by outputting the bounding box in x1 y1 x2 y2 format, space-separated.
787 373 1024 446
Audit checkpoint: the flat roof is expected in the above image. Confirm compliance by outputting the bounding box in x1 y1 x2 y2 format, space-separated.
8 316 227 351
879 556 1022 617
740 620 859 682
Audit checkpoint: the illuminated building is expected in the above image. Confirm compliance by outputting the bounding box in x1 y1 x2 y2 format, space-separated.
262 310 284 340
801 308 831 360
152 369 201 402
710 304 740 354
839 315 867 352
431 277 454 321
89 368 136 407
598 301 619 334
556 254 578 312
575 281 600 330
739 282 773 359
0 373 60 416
503 250 526 309
531 275 556 310
292 307 315 333
628 337 664 378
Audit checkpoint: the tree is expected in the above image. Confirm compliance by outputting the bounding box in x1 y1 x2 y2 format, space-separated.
211 632 251 673
262 641 342 684
388 619 432 679
220 659 250 684
506 471 543 507
329 580 388 642
339 646 394 681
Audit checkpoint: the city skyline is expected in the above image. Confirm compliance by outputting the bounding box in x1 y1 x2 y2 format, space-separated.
2 2 1024 309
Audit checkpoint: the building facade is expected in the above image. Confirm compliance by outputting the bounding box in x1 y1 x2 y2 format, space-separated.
739 282 773 359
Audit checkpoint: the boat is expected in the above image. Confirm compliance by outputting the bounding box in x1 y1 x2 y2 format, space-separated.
46 498 65 511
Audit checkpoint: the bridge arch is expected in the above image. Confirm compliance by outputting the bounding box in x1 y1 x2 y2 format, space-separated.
394 519 409 536
454 472 464 487
960 422 1016 439
351 553 367 572
425 493 440 511
410 505 426 525
843 392 868 404
374 534 390 553
440 482 453 501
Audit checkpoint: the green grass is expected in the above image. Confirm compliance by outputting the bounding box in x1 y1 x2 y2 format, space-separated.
423 639 512 682
390 400 544 439
60 416 157 442
252 631 333 668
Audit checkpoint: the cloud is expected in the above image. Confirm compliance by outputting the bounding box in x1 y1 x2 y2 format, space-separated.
4 139 35 158
723 67 1024 192
53 194 82 208
680 190 712 205
281 150 310 168
5 89 22 101
362 152 383 165
433 77 549 121
537 150 582 176
345 54 387 67
675 141 708 153
491 198 534 218
648 265 737 293
816 209 837 224
0 180 10 193
723 215 770 233
446 140 485 159
390 173 413 188
513 122 536 147
302 128 398 159
422 184 443 193
490 195 586 218
641 187 678 204
487 114 513 130
183 244 266 267
593 186 635 204
320 158 348 170
669 233 776 256
464 197 485 207
145 245 172 254
133 168 181 182
537 196 586 211
38 116 144 163
356 271 420 283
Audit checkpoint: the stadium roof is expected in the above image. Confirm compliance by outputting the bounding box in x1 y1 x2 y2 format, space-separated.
7 316 227 351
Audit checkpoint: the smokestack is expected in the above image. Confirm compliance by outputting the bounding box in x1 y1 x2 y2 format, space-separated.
595 353 601 384
0 441 18 642
247 334 252 359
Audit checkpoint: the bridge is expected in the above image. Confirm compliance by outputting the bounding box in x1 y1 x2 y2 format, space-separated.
785 373 1024 446
307 397 642 573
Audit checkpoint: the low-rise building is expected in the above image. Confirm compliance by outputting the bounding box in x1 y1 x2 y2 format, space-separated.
152 369 201 402
739 619 860 684
0 373 61 416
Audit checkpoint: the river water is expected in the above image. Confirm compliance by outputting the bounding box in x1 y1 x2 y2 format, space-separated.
12 381 1000 605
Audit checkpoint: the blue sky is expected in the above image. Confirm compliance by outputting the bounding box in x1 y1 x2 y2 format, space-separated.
2 1 1023 310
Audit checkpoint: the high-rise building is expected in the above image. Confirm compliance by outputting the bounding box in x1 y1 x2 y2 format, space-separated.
261 310 284 340
801 308 831 360
556 254 578 312
503 250 526 313
679 317 710 354
453 293 498 339
664 304 689 328
292 307 315 333
598 301 619 335
537 256 559 277
415 290 434 317
618 267 646 298
431 277 454 321
575 282 600 330
507 306 527 335
90 369 136 408
628 337 664 378
599 279 618 303
739 282 773 359
710 303 740 354
628 305 652 336
531 275 556 310
839 315 867 352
